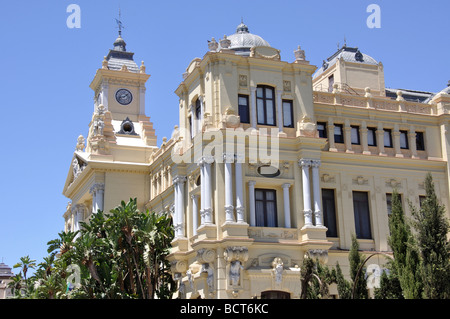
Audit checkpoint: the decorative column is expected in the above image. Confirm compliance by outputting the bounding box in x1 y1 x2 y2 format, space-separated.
139 85 146 115
393 125 402 157
235 154 245 223
248 180 256 227
173 175 187 238
377 123 386 156
409 127 418 158
282 183 291 228
276 89 283 132
299 159 313 226
191 194 199 236
250 86 257 129
344 121 352 153
203 156 214 224
223 153 235 222
311 160 323 227
199 160 205 226
327 119 336 151
190 104 197 138
90 183 105 214
361 121 370 155
101 82 109 110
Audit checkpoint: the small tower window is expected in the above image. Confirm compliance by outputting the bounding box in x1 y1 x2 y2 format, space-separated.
118 117 137 135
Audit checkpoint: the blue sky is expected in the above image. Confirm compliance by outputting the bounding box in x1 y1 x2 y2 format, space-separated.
1 0 448 273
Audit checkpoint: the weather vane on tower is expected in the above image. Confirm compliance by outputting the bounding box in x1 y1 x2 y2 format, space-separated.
115 7 124 36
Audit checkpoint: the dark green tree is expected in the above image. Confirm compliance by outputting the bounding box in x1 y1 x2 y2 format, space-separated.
411 173 450 299
335 262 352 299
383 189 421 298
349 234 368 299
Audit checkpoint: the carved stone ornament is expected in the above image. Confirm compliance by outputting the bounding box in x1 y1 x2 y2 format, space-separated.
283 80 291 92
298 115 317 137
208 37 219 51
250 46 281 61
239 74 248 87
76 135 85 152
272 257 284 285
72 157 86 180
222 107 241 128
197 248 215 264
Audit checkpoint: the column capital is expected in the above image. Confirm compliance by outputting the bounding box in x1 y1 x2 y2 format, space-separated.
311 159 321 168
299 158 312 167
235 153 245 163
248 180 256 187
223 153 235 163
190 194 199 200
282 183 291 189
197 155 215 166
89 183 104 195
172 175 187 185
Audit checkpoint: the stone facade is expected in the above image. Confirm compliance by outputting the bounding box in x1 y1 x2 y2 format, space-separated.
62 23 450 299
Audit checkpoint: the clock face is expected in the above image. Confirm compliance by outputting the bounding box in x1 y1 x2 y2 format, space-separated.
115 89 132 105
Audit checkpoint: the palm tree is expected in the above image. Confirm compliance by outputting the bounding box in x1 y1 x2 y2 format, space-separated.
13 256 36 283
47 231 78 256
7 273 23 297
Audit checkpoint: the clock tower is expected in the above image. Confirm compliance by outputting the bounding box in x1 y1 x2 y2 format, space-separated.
87 30 157 157
63 29 159 231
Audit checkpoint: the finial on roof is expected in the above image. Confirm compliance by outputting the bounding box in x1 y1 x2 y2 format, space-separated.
236 19 249 34
113 8 126 51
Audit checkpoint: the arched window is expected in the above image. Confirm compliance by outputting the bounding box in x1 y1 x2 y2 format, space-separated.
256 85 276 126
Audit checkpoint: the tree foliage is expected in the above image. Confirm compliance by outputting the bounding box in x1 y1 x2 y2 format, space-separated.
11 198 175 299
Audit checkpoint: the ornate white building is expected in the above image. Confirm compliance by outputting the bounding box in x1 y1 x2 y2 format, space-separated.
62 22 450 299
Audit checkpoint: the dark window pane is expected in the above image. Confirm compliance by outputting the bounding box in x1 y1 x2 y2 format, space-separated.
334 124 344 143
238 95 250 123
353 191 372 239
322 189 338 237
367 128 377 146
255 189 278 227
282 100 294 128
256 85 276 126
351 126 360 145
317 122 327 138
400 131 409 149
384 129 393 148
416 132 425 151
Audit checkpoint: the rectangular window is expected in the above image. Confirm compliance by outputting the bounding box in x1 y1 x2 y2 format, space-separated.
328 74 334 93
322 189 338 237
367 127 377 146
400 130 409 149
282 100 294 128
351 126 360 145
334 124 344 143
317 122 327 138
255 189 278 227
353 191 372 239
386 193 402 216
238 95 250 124
256 86 276 126
384 129 393 148
419 195 426 207
416 131 425 151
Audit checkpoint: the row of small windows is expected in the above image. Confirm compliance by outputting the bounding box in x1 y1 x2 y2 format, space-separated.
254 188 420 241
317 122 425 151
238 85 294 127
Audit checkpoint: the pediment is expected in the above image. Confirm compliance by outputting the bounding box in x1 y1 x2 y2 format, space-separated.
62 152 89 195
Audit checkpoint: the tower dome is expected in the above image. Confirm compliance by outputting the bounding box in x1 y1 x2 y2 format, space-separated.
219 21 270 56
